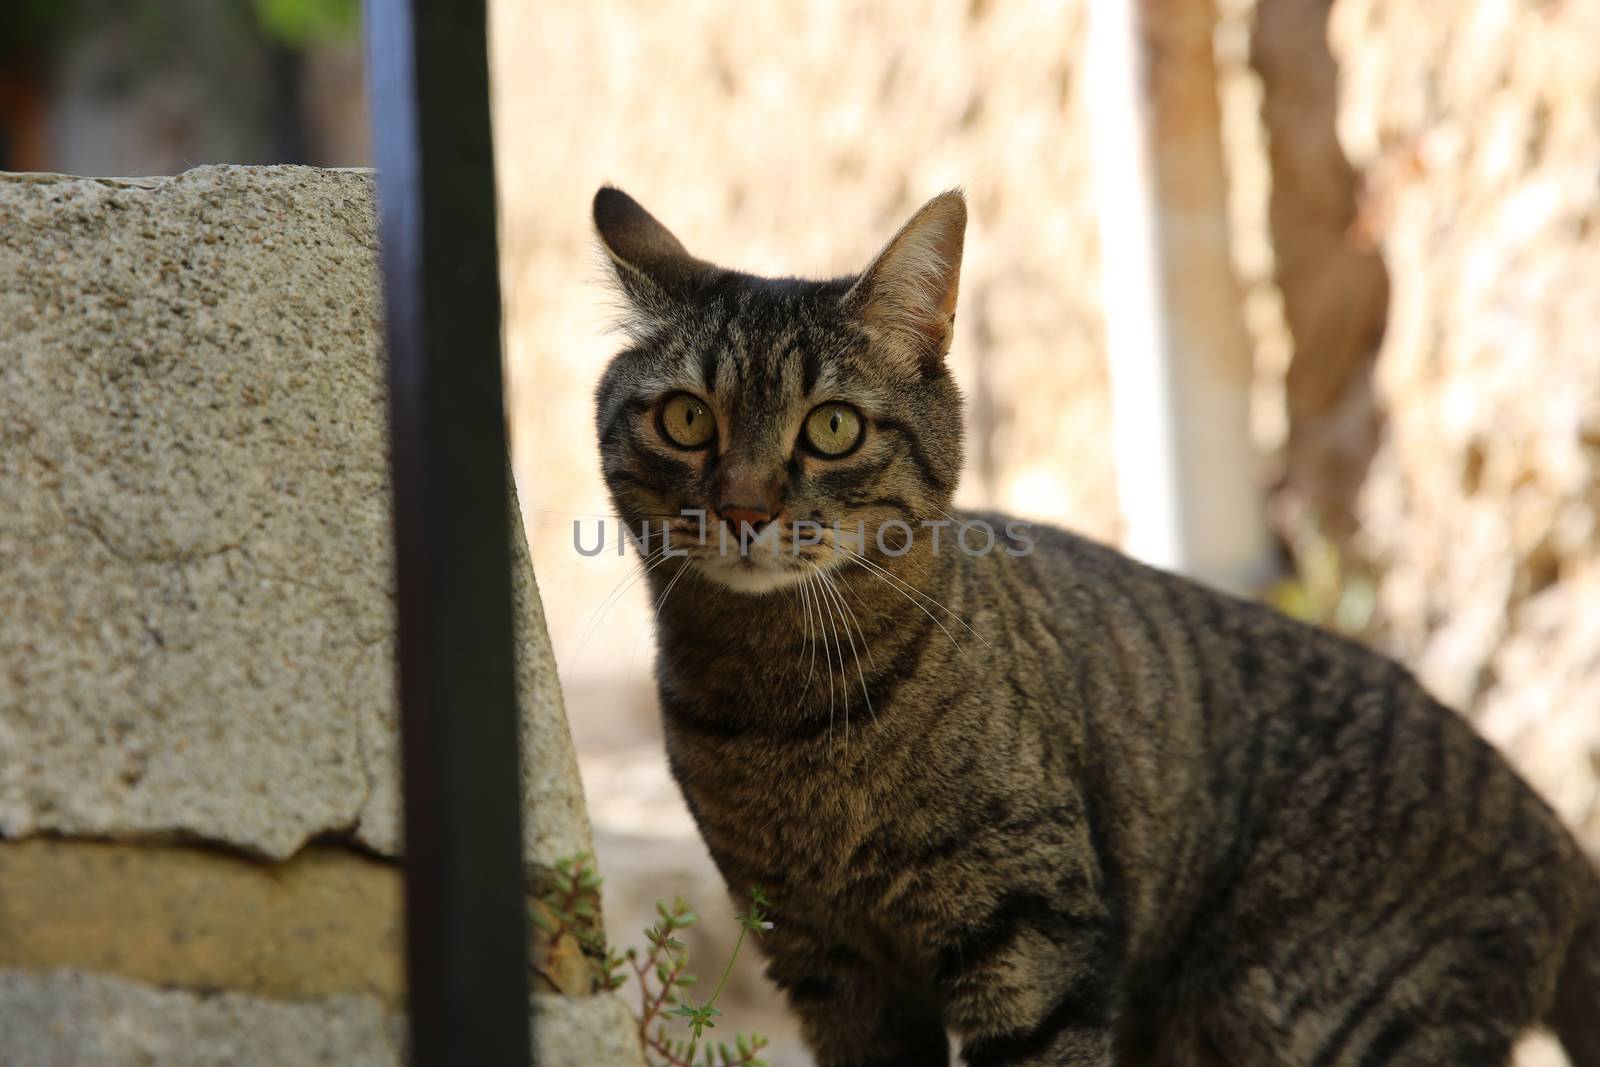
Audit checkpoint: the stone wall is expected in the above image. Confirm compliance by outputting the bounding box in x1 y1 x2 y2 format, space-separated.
0 167 639 1065
1321 0 1600 845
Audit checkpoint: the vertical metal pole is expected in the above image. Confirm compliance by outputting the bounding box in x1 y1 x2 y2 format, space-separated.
363 3 532 1066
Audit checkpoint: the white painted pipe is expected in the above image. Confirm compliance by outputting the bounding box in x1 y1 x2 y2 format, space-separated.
1088 0 1276 595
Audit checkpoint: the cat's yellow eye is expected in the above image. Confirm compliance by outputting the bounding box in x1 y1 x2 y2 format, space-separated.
802 402 864 458
658 392 716 449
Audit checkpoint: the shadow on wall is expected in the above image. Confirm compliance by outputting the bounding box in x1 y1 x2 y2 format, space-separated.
1251 0 1390 549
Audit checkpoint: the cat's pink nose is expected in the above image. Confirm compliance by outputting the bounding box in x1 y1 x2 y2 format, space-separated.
718 504 773 534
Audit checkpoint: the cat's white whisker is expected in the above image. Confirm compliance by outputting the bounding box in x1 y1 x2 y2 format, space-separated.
819 575 844 742
821 567 878 673
799 573 827 740
839 544 994 652
814 573 837 746
651 556 690 619
806 567 845 748
833 547 978 658
537 519 692 580
643 555 692 644
796 575 820 700
570 541 675 664
931 506 987 535
813 568 853 750
818 568 875 729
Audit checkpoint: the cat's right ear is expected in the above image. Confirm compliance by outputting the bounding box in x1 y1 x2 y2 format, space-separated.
845 190 967 367
593 187 715 319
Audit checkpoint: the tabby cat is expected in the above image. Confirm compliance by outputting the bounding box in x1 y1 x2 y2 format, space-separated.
591 186 1599 1067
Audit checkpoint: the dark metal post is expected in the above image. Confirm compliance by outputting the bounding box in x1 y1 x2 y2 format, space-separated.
363 2 532 1065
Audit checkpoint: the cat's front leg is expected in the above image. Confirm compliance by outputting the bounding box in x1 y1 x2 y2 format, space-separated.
938 901 1119 1067
762 925 949 1067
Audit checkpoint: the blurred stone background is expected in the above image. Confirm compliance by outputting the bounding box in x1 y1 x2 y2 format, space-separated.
4 0 1597 1063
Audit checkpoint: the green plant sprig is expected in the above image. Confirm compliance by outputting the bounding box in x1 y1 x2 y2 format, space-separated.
537 859 771 1066
528 853 627 991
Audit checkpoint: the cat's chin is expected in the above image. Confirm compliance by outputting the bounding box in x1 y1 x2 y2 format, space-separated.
693 558 816 596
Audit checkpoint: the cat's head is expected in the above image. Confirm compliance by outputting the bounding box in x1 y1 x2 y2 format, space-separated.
592 187 966 594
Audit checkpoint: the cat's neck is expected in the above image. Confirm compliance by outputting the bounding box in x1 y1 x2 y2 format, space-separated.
645 540 958 734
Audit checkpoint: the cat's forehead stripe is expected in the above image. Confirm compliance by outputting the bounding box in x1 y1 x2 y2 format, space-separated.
800 339 822 396
697 296 734 393
685 304 814 409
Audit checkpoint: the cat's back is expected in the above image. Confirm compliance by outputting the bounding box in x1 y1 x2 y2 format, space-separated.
959 512 1594 974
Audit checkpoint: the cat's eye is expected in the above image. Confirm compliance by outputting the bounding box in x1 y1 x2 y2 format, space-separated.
802 402 864 458
658 392 716 449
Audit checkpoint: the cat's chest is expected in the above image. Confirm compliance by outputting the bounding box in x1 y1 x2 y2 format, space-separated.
664 725 921 900
665 726 981 980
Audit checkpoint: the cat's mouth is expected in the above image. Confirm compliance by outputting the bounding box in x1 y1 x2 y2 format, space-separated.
693 556 800 594
691 545 835 595
678 520 847 595
619 511 851 595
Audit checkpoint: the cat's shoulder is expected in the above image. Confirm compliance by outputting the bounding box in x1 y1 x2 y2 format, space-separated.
955 507 1374 657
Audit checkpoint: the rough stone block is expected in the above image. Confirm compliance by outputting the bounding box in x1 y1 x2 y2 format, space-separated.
0 165 638 1064
0 165 590 868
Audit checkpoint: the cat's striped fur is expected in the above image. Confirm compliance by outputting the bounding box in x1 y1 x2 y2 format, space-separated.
592 186 1600 1067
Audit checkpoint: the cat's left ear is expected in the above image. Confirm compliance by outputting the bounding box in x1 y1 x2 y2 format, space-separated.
845 190 967 365
593 186 717 319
